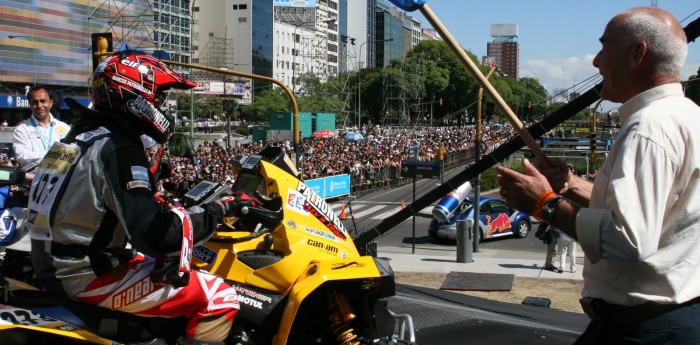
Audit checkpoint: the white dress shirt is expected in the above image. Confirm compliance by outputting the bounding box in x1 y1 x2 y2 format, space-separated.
576 83 700 306
13 114 71 169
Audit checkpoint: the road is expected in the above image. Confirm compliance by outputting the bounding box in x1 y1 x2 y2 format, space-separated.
329 169 547 257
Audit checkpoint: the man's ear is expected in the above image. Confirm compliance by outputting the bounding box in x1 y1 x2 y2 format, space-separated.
630 41 648 68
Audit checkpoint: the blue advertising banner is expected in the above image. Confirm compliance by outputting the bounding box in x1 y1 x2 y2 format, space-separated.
0 95 90 109
305 174 351 199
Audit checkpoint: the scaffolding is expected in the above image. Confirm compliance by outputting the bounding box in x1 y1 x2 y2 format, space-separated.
381 59 422 126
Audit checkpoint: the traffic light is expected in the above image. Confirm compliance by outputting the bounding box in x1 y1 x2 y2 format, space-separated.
91 33 113 71
438 98 443 106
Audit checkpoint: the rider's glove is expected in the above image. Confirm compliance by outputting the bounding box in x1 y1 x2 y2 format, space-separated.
214 191 263 217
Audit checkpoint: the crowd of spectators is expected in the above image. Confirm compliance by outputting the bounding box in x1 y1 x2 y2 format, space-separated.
153 122 522 196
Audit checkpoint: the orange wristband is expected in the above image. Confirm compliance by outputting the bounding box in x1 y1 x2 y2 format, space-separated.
532 191 558 221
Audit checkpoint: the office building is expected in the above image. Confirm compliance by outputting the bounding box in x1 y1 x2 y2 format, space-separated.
486 24 519 78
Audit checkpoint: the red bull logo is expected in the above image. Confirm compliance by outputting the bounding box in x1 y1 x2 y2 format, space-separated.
486 213 511 236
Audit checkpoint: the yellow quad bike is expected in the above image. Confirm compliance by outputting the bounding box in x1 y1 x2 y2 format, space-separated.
176 134 416 345
0 135 416 345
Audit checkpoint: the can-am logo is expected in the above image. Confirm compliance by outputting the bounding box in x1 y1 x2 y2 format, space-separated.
126 96 170 132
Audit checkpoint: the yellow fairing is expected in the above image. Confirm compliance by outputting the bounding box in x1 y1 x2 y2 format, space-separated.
274 256 382 345
194 160 367 294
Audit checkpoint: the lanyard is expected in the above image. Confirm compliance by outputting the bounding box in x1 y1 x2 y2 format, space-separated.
30 117 54 150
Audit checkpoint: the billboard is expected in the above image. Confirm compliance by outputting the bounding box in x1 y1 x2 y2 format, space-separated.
274 0 316 8
194 81 251 97
491 24 518 37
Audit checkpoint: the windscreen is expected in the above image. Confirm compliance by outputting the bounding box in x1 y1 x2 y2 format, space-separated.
232 172 264 195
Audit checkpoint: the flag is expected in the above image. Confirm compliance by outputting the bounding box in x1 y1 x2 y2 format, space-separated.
387 0 426 11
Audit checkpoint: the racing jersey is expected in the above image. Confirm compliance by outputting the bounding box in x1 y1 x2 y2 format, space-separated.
28 124 223 297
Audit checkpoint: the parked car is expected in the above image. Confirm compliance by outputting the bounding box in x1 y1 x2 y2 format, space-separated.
428 196 531 241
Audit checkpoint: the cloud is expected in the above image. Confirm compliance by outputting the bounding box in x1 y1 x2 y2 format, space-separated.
521 55 700 94
521 55 599 94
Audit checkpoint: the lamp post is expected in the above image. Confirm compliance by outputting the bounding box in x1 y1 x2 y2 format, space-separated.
357 37 393 128
9 35 36 86
292 18 335 94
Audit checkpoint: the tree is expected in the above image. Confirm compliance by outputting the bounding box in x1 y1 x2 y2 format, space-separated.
685 67 700 106
241 88 290 122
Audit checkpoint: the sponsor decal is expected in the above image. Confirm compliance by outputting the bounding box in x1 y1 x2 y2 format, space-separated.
331 261 366 269
75 127 110 143
131 166 149 181
295 182 347 240
193 245 218 266
307 239 339 256
127 180 150 190
125 96 169 133
0 305 60 326
286 189 309 216
233 285 273 310
111 75 153 95
111 276 154 309
304 226 337 242
486 213 512 236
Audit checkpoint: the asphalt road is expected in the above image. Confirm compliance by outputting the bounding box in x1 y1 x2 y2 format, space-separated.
331 170 547 257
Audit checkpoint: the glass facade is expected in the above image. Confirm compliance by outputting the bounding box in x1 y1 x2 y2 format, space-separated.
252 0 274 91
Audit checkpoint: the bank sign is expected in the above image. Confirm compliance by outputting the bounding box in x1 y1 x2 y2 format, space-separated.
304 174 351 199
0 95 90 109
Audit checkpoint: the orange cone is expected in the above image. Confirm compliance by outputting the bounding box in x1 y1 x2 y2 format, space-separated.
340 202 347 220
401 200 405 209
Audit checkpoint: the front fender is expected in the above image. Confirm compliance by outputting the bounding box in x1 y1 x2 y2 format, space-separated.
272 256 394 345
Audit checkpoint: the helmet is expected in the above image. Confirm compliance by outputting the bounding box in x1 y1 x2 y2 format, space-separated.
92 50 195 143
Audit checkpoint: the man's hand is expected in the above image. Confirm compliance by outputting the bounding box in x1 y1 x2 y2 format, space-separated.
532 157 571 193
495 159 553 215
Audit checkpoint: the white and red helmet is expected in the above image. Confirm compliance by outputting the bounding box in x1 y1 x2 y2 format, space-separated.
92 51 195 143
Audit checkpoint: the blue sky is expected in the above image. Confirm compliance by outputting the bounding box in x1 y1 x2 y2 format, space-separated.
412 1 700 108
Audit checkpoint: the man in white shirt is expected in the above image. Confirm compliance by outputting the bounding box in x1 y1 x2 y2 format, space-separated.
13 86 71 170
496 7 700 344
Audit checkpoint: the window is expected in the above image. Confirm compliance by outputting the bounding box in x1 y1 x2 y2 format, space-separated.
239 4 247 9
238 17 247 23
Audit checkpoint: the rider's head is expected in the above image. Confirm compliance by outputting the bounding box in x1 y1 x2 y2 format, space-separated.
91 50 195 143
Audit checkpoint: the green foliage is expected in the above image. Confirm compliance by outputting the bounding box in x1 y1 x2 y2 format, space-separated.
685 70 700 106
471 159 524 191
241 88 290 122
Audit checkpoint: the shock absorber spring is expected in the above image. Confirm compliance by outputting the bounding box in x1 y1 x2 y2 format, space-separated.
328 291 359 345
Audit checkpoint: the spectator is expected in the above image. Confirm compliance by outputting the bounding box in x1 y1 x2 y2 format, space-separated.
557 231 577 273
535 223 559 271
496 7 700 343
13 85 71 170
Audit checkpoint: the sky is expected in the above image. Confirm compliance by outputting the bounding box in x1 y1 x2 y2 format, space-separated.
411 1 700 111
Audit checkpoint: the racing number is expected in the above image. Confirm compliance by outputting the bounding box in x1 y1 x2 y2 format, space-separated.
0 309 57 325
31 171 60 207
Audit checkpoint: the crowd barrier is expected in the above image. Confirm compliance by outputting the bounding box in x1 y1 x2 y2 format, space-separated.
345 147 475 197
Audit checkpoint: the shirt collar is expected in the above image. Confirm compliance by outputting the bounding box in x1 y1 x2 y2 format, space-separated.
617 83 684 124
31 113 54 127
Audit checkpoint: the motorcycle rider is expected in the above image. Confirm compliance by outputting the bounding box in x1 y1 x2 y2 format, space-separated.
27 50 240 345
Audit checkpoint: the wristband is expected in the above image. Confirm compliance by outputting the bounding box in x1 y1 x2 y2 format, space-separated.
532 191 558 222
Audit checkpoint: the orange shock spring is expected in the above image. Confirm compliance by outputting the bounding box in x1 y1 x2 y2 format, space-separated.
328 292 359 345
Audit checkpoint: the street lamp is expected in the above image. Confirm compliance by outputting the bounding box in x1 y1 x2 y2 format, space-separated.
292 17 336 94
357 37 393 128
9 35 36 86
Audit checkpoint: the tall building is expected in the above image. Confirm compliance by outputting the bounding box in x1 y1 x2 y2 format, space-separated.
375 0 404 68
486 24 519 78
273 0 338 93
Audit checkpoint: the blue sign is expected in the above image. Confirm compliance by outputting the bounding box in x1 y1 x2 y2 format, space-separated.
0 95 90 109
305 174 351 199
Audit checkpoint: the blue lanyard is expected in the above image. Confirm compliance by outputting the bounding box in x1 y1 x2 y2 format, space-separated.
30 116 54 150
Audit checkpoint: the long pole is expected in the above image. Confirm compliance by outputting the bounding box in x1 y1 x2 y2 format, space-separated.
357 41 367 128
419 4 545 160
473 66 496 253
189 0 196 137
9 35 36 86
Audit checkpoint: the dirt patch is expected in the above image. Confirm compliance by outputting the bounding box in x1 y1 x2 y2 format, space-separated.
395 272 584 313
